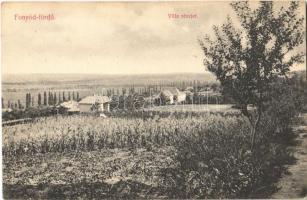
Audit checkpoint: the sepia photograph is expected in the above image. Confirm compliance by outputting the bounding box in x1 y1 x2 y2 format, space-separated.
1 1 307 199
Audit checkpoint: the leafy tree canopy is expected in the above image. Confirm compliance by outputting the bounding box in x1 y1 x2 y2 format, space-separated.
200 1 305 113
199 1 305 148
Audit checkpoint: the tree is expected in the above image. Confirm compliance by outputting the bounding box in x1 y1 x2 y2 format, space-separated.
48 92 50 105
199 1 305 149
25 93 32 108
18 99 22 109
29 93 32 107
122 88 127 96
50 93 54 105
53 93 57 105
38 93 42 106
48 92 53 106
63 91 66 102
44 91 47 106
25 94 28 108
77 92 80 101
58 92 62 103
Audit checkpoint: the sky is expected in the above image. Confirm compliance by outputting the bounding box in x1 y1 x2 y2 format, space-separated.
1 1 306 74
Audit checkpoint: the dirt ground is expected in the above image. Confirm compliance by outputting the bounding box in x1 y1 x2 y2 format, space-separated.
271 113 307 199
3 147 176 199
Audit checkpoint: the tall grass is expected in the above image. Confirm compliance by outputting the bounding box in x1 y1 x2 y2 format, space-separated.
3 114 249 156
2 102 298 198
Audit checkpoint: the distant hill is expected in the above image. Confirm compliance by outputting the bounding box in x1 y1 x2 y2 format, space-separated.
2 73 217 91
2 73 217 85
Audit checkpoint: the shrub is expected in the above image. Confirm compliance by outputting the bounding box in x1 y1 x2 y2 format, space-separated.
167 80 303 198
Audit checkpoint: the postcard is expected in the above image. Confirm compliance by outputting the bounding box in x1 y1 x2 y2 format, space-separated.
1 1 307 199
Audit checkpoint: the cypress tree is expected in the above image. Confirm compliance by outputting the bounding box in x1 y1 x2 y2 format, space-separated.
25 94 27 108
44 92 47 106
18 99 22 109
63 91 66 101
25 94 29 108
58 92 61 103
38 93 42 106
54 93 57 105
47 92 49 105
47 92 50 105
50 92 53 105
28 93 31 107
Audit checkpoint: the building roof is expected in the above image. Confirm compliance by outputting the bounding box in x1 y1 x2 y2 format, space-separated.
162 87 186 97
60 100 78 108
79 95 110 105
60 100 80 112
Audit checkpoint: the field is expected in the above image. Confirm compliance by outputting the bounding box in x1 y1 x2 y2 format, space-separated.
4 148 176 199
2 72 302 198
3 112 263 198
3 114 247 155
145 104 237 113
3 108 293 199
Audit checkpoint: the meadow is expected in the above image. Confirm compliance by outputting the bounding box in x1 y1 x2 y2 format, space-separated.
144 104 238 113
3 110 293 199
2 113 247 155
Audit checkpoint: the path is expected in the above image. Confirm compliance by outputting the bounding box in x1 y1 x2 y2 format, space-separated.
271 113 307 199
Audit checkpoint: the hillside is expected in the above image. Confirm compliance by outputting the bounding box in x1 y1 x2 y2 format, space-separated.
2 73 217 91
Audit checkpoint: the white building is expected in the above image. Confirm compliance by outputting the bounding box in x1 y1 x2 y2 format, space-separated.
60 100 80 113
159 87 186 105
78 95 110 113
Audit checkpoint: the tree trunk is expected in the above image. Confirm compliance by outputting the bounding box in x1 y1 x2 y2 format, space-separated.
241 105 262 151
250 124 256 151
251 110 261 151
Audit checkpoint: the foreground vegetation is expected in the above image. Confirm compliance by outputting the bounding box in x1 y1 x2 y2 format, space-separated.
3 72 305 198
3 114 248 156
3 102 301 198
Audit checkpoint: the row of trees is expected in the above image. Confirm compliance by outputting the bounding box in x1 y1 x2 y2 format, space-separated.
25 91 80 108
3 81 221 111
2 91 81 110
103 81 219 97
2 98 23 110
